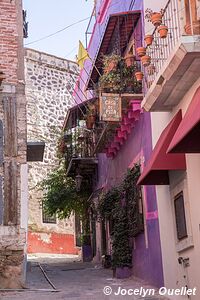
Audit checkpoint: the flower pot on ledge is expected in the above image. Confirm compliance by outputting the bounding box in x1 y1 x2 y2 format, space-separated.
158 25 168 38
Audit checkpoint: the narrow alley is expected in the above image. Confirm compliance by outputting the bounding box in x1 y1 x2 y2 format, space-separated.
0 0 200 299
0 257 169 300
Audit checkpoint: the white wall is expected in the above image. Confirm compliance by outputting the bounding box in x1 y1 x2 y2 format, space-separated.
153 77 200 299
150 112 171 148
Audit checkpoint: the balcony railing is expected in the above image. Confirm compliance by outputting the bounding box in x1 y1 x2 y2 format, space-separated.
85 6 96 48
64 125 96 168
143 0 200 93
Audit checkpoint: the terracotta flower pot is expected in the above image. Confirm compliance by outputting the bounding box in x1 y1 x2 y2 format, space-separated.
184 21 200 35
136 47 146 57
158 25 168 38
104 60 118 74
144 34 154 46
151 12 162 27
86 115 95 129
135 71 144 82
147 64 156 75
125 54 134 67
141 55 151 67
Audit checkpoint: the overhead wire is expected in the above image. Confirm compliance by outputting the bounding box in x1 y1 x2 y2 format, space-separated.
25 16 90 46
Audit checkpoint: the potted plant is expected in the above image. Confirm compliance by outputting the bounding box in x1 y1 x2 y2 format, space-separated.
102 53 121 74
151 12 163 26
99 71 122 93
136 47 146 57
144 34 154 46
135 71 144 82
141 55 151 66
145 8 164 27
158 24 168 38
99 57 141 94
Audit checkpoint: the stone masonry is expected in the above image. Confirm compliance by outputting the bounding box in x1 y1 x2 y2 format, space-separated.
25 49 79 253
0 0 27 288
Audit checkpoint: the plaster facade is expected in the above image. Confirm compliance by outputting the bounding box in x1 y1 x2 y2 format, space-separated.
151 78 200 299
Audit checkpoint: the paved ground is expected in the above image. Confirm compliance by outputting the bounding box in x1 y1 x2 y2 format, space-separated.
0 257 170 300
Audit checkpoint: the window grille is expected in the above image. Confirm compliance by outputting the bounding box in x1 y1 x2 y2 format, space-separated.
42 207 56 224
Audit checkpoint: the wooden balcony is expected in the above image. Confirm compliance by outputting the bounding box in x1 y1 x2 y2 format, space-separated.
63 101 98 178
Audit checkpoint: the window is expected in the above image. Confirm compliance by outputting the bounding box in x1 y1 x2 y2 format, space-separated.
42 209 56 224
174 192 187 240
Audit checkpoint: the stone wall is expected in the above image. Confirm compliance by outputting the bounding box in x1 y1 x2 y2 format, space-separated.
25 48 79 253
0 0 27 288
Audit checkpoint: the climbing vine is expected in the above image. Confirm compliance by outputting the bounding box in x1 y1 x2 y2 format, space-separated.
98 164 143 269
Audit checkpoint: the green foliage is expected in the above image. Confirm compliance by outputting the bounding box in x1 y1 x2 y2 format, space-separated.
99 55 142 93
112 205 132 268
101 53 121 70
123 166 144 237
39 163 89 220
98 164 143 269
98 187 120 220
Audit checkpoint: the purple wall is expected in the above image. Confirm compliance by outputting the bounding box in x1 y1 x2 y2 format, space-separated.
97 112 164 287
74 0 143 103
73 0 164 289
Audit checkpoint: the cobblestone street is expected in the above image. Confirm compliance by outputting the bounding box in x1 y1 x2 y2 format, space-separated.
0 257 170 300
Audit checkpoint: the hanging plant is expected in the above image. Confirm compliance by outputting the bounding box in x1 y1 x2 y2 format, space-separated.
141 55 151 67
158 24 168 38
144 34 154 46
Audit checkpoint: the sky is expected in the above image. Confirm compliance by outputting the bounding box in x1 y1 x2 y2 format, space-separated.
23 0 94 61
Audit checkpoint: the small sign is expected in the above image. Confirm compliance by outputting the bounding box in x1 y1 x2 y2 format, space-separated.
99 93 122 122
